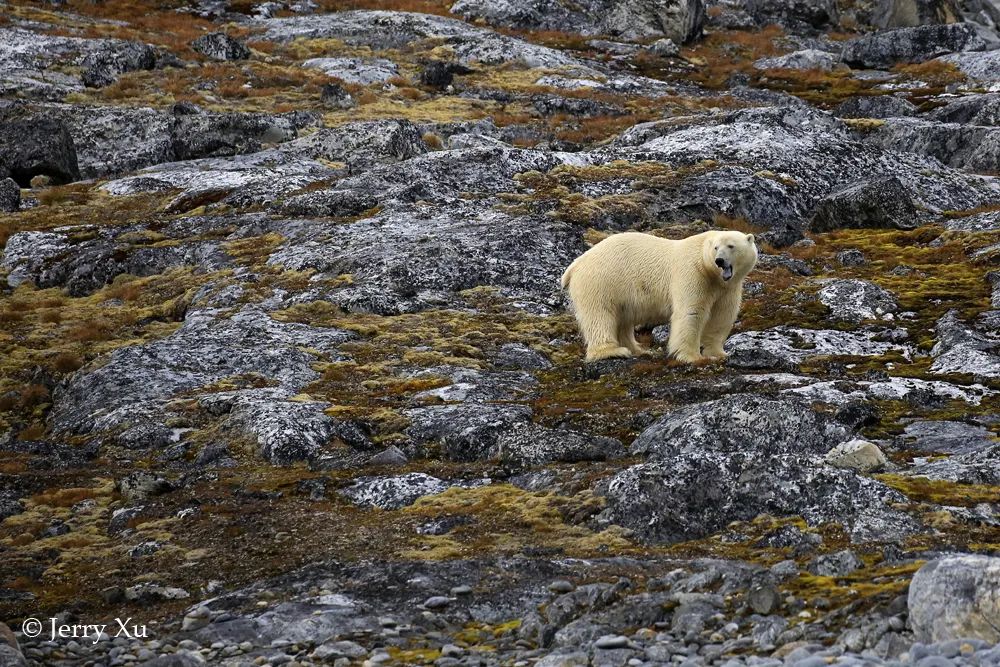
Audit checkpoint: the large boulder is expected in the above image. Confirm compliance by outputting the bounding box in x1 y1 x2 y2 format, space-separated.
833 95 918 119
0 117 80 185
908 555 1000 643
873 0 964 28
172 111 298 161
448 0 705 42
754 49 840 71
80 40 157 88
744 0 839 30
0 177 19 212
603 0 707 42
816 279 900 323
190 32 250 60
809 176 918 232
936 48 1000 81
842 22 986 68
928 93 1000 125
930 310 1000 378
601 395 915 544
865 118 1000 173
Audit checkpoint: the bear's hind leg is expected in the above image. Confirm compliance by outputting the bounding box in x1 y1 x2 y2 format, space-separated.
617 320 645 356
579 310 632 362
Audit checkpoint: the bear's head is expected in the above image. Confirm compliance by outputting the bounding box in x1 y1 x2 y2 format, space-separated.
703 231 758 283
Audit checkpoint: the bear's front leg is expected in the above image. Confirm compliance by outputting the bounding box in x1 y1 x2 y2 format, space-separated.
668 306 708 363
701 290 742 361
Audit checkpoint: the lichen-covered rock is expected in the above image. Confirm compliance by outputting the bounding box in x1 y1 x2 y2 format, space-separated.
277 118 427 172
726 326 915 362
190 32 250 60
449 0 705 42
172 111 298 160
269 202 586 314
0 116 80 186
404 403 625 465
824 439 888 472
808 549 863 576
50 307 355 448
745 0 839 30
841 23 986 68
302 56 399 83
817 279 899 323
340 473 488 509
0 177 19 212
865 118 1000 173
908 555 1000 643
809 176 918 232
608 106 1000 216
873 0 963 28
930 309 1000 378
258 10 585 69
935 49 1000 81
833 95 918 119
601 395 915 544
80 40 156 87
928 93 1000 125
754 49 839 70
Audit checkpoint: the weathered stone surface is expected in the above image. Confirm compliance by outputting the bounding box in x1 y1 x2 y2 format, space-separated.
935 48 1000 81
602 395 914 544
190 32 250 60
930 309 1000 378
80 40 156 88
809 176 918 232
909 555 1000 643
0 116 80 186
404 403 625 465
449 0 705 42
172 111 298 161
302 56 399 83
928 93 1000 125
833 95 918 119
609 106 1000 217
873 0 963 28
824 439 888 472
817 279 899 323
0 177 19 212
745 0 839 30
269 203 586 314
754 49 839 70
727 326 914 362
865 118 1000 173
842 22 986 68
340 473 488 509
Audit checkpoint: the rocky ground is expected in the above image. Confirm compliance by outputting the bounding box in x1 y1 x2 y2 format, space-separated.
1 0 1000 665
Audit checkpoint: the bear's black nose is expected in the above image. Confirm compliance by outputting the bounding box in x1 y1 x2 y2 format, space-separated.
715 258 726 267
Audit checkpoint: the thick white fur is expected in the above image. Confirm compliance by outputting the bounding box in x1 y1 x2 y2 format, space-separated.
561 230 758 363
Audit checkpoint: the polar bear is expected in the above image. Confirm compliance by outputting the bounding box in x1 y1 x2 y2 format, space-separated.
561 230 758 363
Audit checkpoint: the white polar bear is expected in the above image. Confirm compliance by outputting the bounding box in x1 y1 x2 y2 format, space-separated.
561 230 758 363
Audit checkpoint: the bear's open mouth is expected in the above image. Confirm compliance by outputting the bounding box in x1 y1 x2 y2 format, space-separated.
715 258 733 281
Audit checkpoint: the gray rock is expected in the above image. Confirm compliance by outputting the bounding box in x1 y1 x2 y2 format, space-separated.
270 202 586 315
339 473 487 509
603 0 706 42
928 93 1000 125
0 177 19 212
873 0 963 28
609 106 1000 217
865 118 1000 174
930 309 1000 378
935 48 1000 81
833 95 919 119
908 554 1000 643
172 111 297 161
603 394 915 544
727 326 914 361
302 57 398 84
80 40 156 88
817 279 899 323
320 82 355 109
837 249 867 266
405 402 625 466
809 176 918 232
495 343 553 370
842 22 986 68
0 116 80 186
754 49 839 71
943 209 1000 231
807 549 864 576
117 471 173 502
824 439 888 472
744 0 839 30
190 32 250 60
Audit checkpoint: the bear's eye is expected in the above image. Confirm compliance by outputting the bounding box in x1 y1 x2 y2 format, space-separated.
727 244 734 249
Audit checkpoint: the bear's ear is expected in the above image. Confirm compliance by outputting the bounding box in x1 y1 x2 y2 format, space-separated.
746 233 755 245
